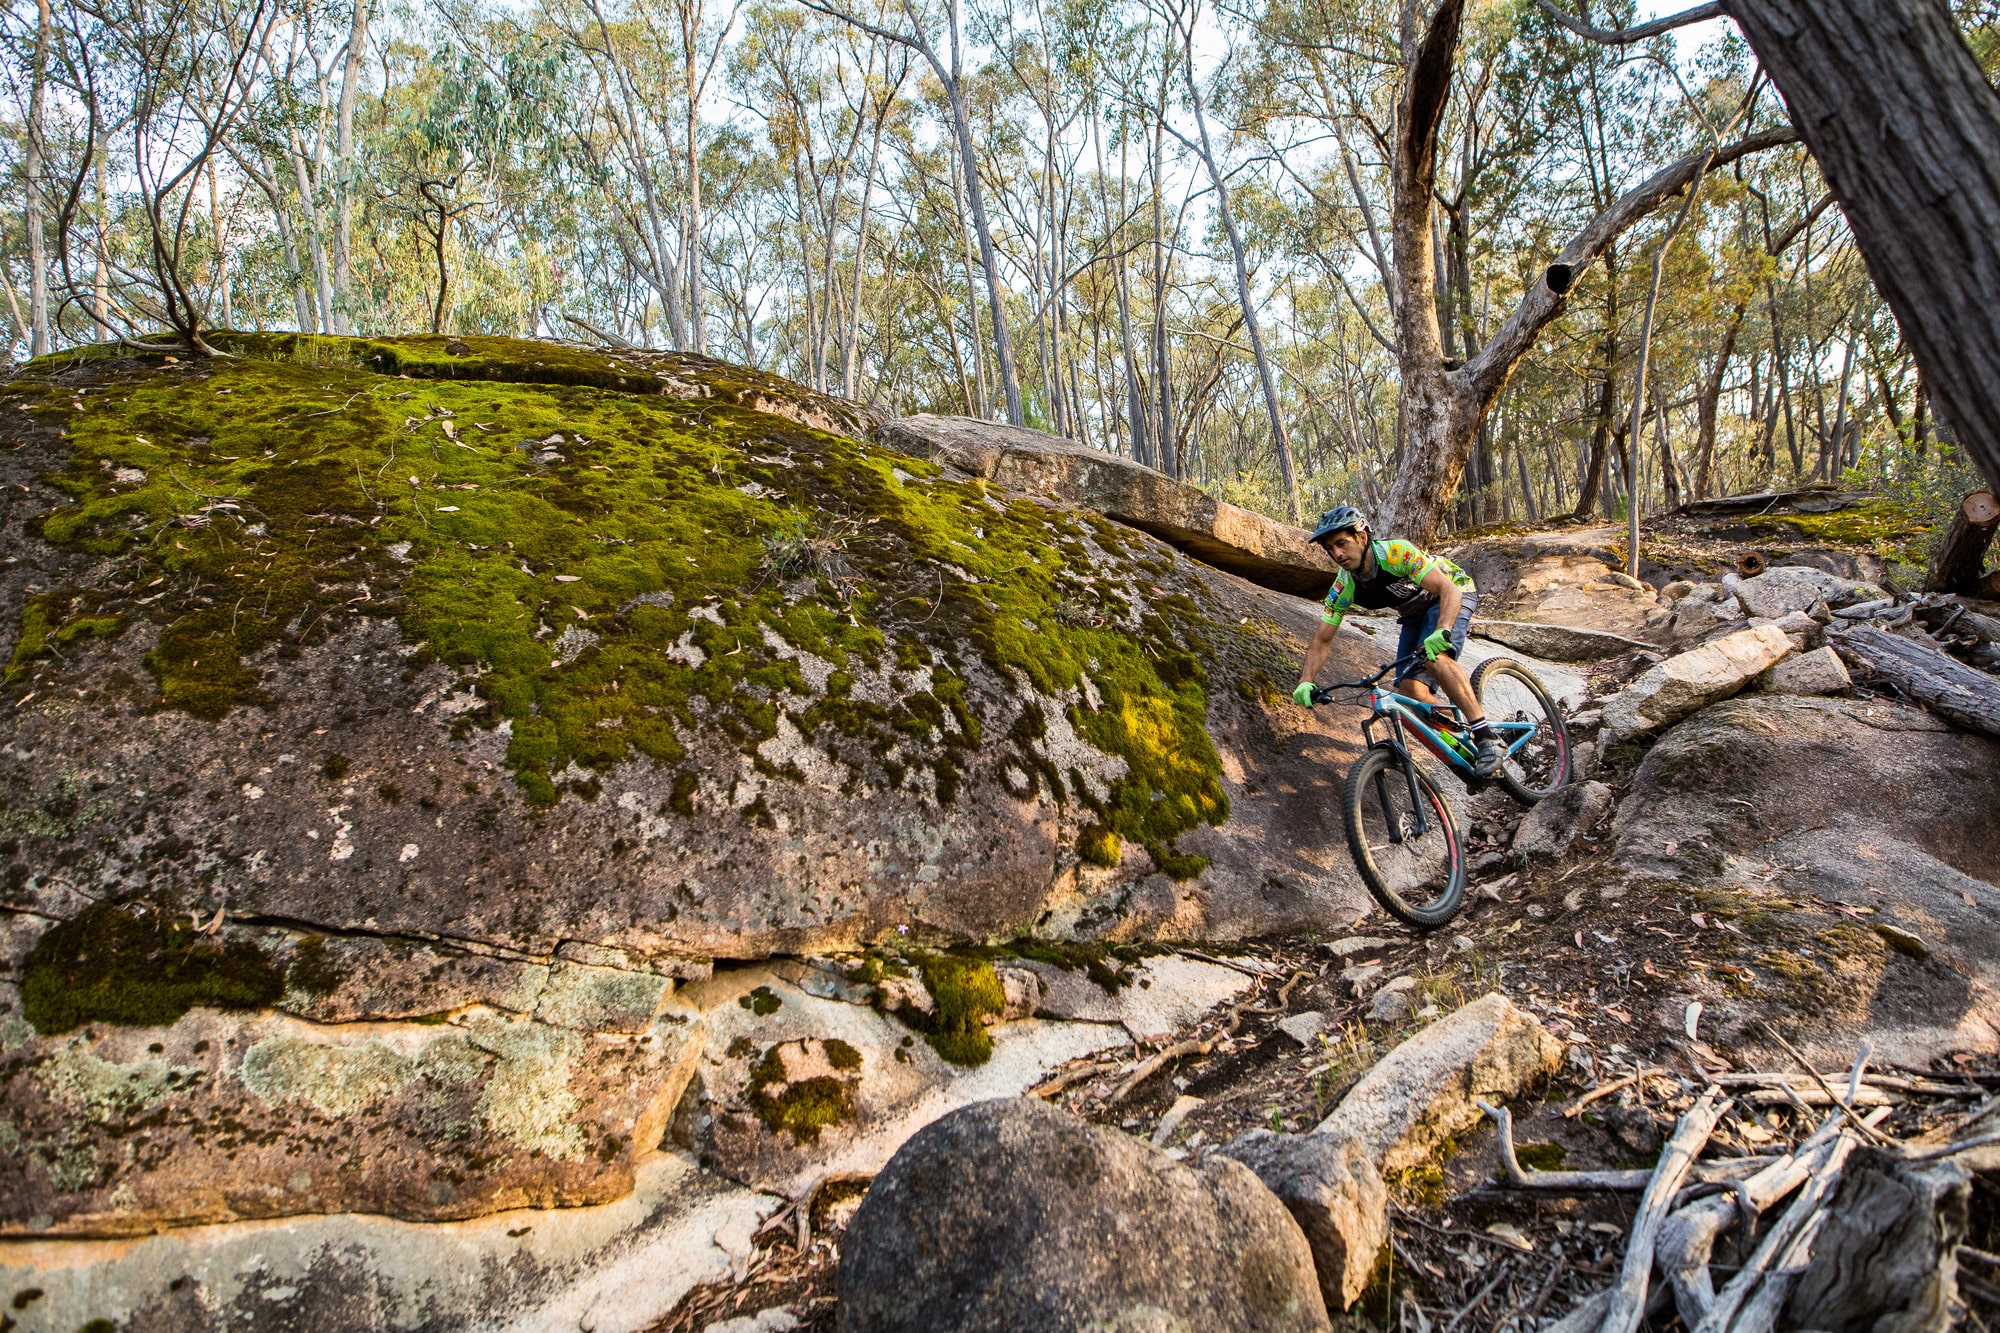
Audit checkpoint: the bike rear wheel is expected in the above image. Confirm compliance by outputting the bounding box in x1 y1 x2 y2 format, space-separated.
1471 657 1572 805
1342 744 1465 930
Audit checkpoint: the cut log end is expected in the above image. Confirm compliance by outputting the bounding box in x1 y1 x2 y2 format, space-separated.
1926 489 2000 594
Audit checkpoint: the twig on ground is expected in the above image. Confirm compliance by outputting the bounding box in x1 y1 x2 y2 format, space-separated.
1562 1068 1668 1118
1761 1023 1895 1146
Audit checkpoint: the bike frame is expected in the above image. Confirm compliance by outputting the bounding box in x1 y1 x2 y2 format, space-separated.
1326 655 1542 842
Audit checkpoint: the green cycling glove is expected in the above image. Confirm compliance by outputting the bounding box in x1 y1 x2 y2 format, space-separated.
1291 682 1317 706
1421 628 1452 661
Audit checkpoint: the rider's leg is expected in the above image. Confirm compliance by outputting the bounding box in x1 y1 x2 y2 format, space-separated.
1427 590 1483 721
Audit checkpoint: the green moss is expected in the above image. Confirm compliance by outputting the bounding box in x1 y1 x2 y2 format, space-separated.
1745 498 1932 560
994 937 1143 993
889 951 1007 1067
1386 1161 1449 1209
6 335 1239 837
286 935 344 996
738 985 782 1016
1146 843 1211 882
746 1045 854 1145
1077 824 1122 867
824 1038 863 1071
1515 1142 1567 1171
22 902 286 1034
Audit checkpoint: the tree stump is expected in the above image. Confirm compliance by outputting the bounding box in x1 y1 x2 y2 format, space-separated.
1782 1146 1968 1333
1926 490 2000 593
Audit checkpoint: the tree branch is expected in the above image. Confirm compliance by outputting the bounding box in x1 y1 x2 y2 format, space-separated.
1536 0 1727 45
1462 124 1797 402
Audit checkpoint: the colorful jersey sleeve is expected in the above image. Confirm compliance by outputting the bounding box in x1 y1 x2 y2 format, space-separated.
1320 568 1354 627
1374 539 1474 591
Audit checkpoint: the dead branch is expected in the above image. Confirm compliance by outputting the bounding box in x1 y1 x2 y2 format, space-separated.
1600 1088 1730 1333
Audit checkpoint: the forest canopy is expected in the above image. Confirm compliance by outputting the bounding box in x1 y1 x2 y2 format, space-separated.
5 0 1997 537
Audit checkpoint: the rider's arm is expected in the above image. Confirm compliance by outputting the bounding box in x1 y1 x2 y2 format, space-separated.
1297 619 1338 690
1421 566 1463 628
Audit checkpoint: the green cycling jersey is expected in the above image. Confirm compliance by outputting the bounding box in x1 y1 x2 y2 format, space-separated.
1320 538 1475 629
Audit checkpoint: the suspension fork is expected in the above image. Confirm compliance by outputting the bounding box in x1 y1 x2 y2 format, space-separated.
1364 711 1432 841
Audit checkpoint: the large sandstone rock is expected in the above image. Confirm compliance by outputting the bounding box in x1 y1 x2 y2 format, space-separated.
1315 993 1562 1176
1510 780 1614 863
0 336 1379 971
1472 620 1656 662
1612 694 2000 1063
0 1150 775 1333
674 963 1128 1197
838 1096 1330 1332
876 413 1338 596
1599 625 1794 742
1216 1129 1387 1312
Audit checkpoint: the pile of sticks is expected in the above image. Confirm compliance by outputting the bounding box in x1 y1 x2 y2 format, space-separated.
1480 1041 1991 1332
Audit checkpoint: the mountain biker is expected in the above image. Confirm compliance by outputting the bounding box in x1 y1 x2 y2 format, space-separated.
1290 505 1505 778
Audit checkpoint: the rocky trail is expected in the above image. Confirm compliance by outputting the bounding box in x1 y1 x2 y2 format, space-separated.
2 338 1997 1332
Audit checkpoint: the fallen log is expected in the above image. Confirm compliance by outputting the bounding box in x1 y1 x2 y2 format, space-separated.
1831 621 2000 739
1925 490 2000 593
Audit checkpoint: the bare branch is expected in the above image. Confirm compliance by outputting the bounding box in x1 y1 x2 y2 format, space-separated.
1462 125 1798 402
1535 0 1727 45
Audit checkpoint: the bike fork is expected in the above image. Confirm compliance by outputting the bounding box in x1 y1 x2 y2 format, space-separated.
1377 721 1432 841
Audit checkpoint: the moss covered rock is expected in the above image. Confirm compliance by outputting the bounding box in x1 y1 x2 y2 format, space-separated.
0 335 1375 971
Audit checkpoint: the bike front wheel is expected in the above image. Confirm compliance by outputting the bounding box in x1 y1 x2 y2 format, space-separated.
1342 744 1465 930
1471 657 1572 804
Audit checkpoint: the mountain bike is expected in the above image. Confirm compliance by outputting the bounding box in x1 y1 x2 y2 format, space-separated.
1306 652 1571 929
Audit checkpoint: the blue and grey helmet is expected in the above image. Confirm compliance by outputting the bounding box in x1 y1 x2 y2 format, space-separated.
1308 505 1368 544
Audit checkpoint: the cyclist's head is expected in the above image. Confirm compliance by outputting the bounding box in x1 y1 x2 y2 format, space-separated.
1309 505 1369 570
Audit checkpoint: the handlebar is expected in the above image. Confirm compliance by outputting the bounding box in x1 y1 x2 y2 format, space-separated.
1307 652 1426 704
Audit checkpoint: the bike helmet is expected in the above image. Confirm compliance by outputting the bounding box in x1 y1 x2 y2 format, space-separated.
1309 505 1368 544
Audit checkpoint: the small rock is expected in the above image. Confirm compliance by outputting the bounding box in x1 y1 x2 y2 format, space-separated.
1453 935 1475 953
992 964 1044 1021
1756 645 1851 696
1368 977 1418 1023
1340 962 1384 995
1570 739 1599 780
1567 708 1603 732
1278 1011 1329 1045
1873 922 1930 960
1660 580 1697 602
1316 993 1562 1175
702 1311 800 1333
1152 1093 1205 1146
876 974 933 1015
1511 781 1614 863
1605 572 1645 591
839 1097 1331 1331
1326 936 1395 957
1472 620 1657 662
1217 1129 1388 1312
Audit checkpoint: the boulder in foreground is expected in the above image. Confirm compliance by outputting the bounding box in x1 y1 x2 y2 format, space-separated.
1315 993 1561 1176
838 1096 1330 1332
1216 1128 1387 1312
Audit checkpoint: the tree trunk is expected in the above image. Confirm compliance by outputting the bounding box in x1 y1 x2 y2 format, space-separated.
1695 301 1745 499
1375 0 1794 541
333 0 369 334
1926 491 2000 593
26 0 51 357
1726 0 2000 492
